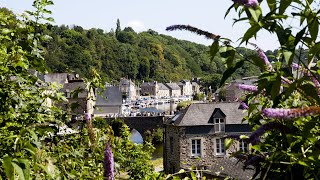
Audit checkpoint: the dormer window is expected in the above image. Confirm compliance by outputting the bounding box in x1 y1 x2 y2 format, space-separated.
214 118 225 132
209 108 226 133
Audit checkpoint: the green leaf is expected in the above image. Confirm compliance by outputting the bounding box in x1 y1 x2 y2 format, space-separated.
220 60 245 87
248 7 261 22
308 18 318 41
224 4 235 19
308 42 320 63
17 159 30 180
240 135 249 139
3 155 14 180
248 55 266 70
300 82 320 104
298 160 308 167
270 74 281 101
241 24 261 44
294 27 306 46
279 0 292 14
267 0 276 11
283 51 293 64
210 40 219 61
225 138 234 150
219 46 236 68
250 144 261 151
12 161 25 180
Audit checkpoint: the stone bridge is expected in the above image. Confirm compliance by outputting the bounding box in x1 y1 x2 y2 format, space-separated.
105 116 165 140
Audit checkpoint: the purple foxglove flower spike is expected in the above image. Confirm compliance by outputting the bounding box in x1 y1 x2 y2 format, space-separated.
85 112 96 147
232 0 258 8
310 76 320 87
257 48 273 71
166 25 220 40
281 76 292 85
249 122 291 144
85 112 92 121
292 63 301 70
104 142 115 180
262 106 320 120
237 84 258 92
245 155 263 166
240 102 249 110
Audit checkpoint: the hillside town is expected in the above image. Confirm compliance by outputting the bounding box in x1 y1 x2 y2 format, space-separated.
38 71 260 179
3 0 320 179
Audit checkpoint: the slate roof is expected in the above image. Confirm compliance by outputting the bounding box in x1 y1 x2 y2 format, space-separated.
119 78 134 86
42 73 69 84
158 83 169 90
94 87 122 115
61 81 87 92
206 157 256 180
141 82 157 87
171 102 246 126
164 83 181 90
95 86 122 106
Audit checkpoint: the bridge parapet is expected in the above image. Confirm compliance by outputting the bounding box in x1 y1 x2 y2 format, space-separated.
105 116 165 140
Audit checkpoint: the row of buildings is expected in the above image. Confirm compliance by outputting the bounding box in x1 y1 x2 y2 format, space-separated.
119 78 201 101
40 73 202 118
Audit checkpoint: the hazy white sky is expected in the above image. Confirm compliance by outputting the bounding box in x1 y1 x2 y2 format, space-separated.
1 0 279 50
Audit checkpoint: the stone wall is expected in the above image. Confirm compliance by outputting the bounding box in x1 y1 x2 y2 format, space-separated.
164 125 182 173
164 124 251 174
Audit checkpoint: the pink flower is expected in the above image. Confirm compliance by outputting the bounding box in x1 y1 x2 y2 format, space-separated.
292 63 301 70
257 48 272 71
240 102 249 110
249 122 290 144
245 0 259 7
262 106 320 120
237 84 258 92
85 112 91 121
104 142 114 180
232 0 258 7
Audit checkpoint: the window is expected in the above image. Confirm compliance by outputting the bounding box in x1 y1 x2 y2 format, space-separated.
191 139 201 156
216 138 225 155
214 118 225 132
239 140 249 152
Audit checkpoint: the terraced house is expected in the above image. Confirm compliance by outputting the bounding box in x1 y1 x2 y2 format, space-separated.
164 102 254 179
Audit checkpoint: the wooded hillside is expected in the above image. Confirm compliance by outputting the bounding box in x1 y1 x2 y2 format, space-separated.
43 21 261 90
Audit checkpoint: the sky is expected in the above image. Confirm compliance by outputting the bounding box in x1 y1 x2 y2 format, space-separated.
1 0 279 50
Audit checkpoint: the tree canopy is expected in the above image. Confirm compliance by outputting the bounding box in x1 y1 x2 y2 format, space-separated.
43 22 261 88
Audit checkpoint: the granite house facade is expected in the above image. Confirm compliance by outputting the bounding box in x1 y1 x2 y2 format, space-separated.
164 102 253 179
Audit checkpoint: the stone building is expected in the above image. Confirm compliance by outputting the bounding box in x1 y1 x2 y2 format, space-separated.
191 81 200 95
119 78 136 101
178 80 193 96
157 83 170 97
58 74 96 116
164 102 253 179
215 77 258 102
94 86 123 117
141 81 158 96
164 83 181 97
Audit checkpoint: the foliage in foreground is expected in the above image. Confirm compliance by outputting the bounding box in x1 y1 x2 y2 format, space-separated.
169 0 320 179
0 2 157 179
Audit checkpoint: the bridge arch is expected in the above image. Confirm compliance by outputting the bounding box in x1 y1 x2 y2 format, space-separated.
105 116 164 141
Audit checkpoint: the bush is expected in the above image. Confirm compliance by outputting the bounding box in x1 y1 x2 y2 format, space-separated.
177 100 192 111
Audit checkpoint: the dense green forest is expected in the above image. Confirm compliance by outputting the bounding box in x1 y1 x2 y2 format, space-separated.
43 20 262 90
